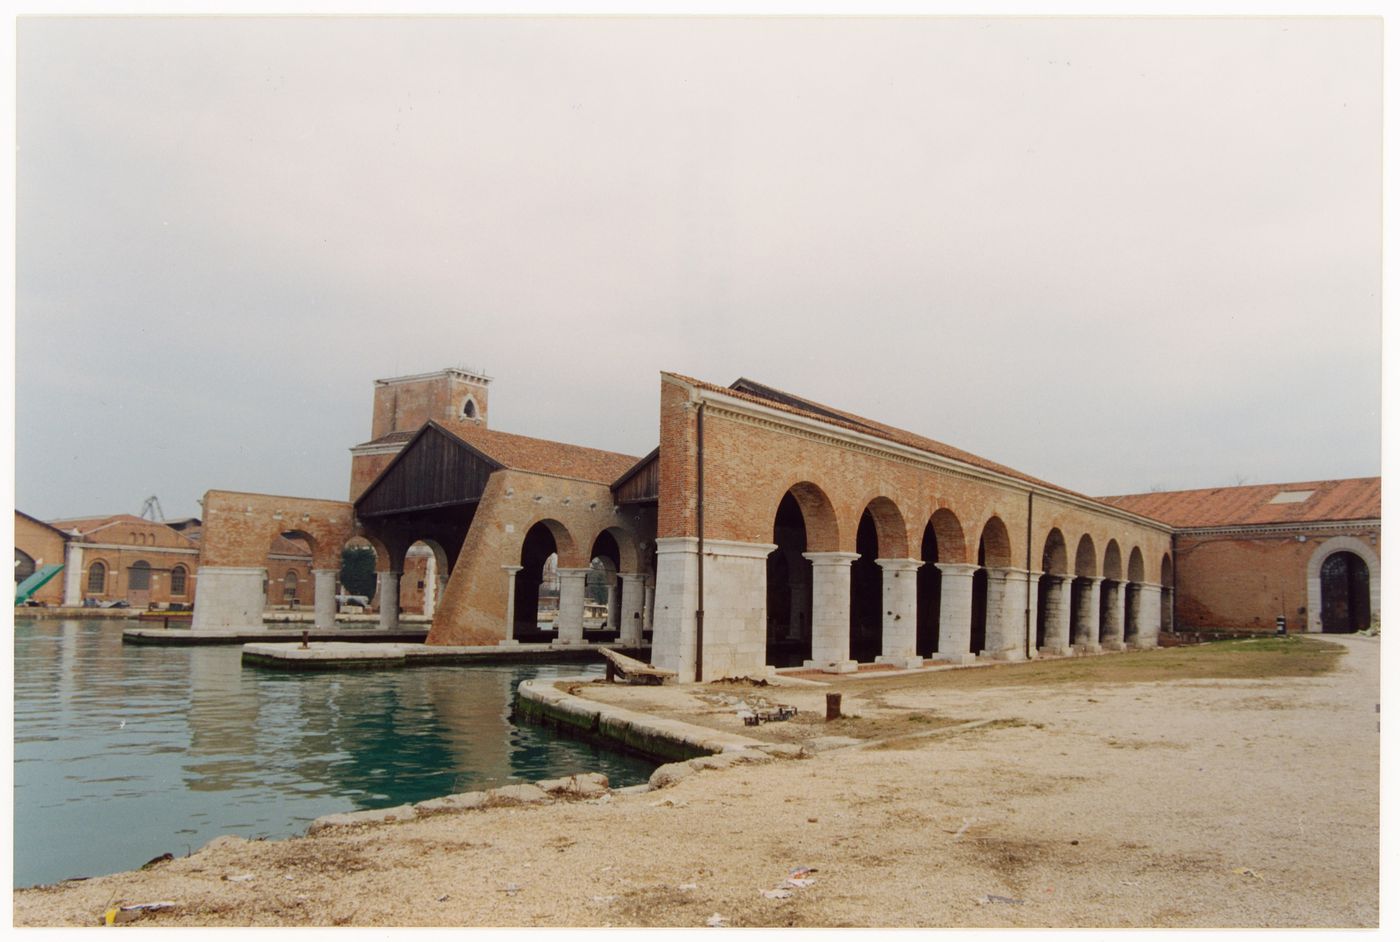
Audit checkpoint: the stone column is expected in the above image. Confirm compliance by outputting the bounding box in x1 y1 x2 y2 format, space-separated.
933 562 979 665
1136 584 1163 649
190 566 268 631
984 567 1028 661
313 569 337 630
651 538 699 678
500 565 523 645
619 572 646 647
62 541 84 607
555 568 590 644
605 579 619 631
1039 575 1073 656
875 558 923 669
377 571 401 631
803 551 860 673
422 553 438 619
642 575 655 634
1074 577 1104 653
1022 570 1042 659
1101 581 1126 650
1123 584 1141 646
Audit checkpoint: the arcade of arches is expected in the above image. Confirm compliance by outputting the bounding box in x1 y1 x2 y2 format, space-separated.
178 369 1377 681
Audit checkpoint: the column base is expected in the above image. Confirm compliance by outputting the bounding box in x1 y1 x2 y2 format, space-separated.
876 654 926 670
552 639 589 647
804 658 858 674
1101 640 1127 651
1129 640 1157 650
980 648 1027 662
1038 644 1073 657
928 652 978 666
498 639 521 647
1074 643 1103 655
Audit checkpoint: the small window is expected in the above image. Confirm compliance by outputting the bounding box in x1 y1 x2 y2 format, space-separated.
462 396 478 419
283 570 299 601
171 565 187 596
128 561 151 590
88 561 107 593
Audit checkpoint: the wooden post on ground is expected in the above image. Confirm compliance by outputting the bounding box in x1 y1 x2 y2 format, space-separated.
825 693 842 721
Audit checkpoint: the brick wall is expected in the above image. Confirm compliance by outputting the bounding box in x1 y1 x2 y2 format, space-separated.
427 469 653 645
14 513 69 605
1173 526 1380 631
657 376 1173 582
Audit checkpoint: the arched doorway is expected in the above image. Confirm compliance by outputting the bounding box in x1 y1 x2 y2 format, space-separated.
587 530 623 642
518 522 564 642
849 510 882 663
916 522 941 657
1036 529 1068 651
767 492 813 668
1320 552 1371 632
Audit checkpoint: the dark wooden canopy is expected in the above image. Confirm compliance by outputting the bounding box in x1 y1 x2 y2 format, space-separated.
611 447 659 504
356 422 501 518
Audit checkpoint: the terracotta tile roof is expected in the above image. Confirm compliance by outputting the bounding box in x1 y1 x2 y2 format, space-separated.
45 514 201 547
15 510 72 537
1098 478 1380 528
353 430 417 448
438 423 640 485
48 513 152 535
666 373 1090 502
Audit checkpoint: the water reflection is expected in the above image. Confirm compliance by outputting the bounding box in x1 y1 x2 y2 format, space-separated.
13 619 655 888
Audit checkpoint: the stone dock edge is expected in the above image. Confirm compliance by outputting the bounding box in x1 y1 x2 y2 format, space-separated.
515 676 773 764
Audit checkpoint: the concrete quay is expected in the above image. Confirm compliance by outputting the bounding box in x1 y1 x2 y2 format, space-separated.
124 626 431 646
240 640 649 671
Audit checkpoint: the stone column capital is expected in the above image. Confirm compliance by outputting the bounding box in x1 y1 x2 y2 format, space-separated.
875 557 923 572
1084 576 1104 586
555 567 593 578
803 551 861 566
501 564 524 575
312 568 339 575
934 562 980 577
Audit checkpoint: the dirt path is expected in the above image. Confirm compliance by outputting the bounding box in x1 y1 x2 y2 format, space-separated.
12 636 1378 927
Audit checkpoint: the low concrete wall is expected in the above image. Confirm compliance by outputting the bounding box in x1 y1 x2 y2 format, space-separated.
516 677 768 764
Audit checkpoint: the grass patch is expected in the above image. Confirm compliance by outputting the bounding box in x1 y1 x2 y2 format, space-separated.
832 635 1345 699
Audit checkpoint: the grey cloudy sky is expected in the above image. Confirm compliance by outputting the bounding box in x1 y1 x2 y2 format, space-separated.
14 16 1381 522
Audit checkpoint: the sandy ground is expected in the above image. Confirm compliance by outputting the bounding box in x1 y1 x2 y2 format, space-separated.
11 636 1379 928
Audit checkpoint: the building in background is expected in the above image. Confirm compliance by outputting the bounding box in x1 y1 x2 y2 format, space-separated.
13 511 315 611
1100 478 1380 633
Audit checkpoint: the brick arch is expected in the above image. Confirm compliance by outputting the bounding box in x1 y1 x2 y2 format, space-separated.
199 491 355 571
584 524 641 573
858 496 909 559
1305 535 1380 633
928 508 968 564
1127 546 1145 583
523 517 583 568
1041 528 1068 575
781 481 841 553
1074 534 1098 578
977 515 1013 567
1103 540 1123 581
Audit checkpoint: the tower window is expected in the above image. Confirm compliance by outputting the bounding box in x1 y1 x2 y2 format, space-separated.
462 396 478 419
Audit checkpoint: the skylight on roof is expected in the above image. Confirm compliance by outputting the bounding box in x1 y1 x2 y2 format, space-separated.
1269 490 1315 504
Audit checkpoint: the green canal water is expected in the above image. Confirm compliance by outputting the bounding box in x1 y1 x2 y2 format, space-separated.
12 618 657 889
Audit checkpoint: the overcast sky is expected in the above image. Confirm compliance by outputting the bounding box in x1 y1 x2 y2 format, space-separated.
14 16 1381 522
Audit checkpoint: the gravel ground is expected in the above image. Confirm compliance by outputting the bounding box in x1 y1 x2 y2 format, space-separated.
11 635 1379 928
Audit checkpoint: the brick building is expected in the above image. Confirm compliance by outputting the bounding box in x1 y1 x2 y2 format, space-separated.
1101 479 1380 634
13 510 315 612
187 367 1378 680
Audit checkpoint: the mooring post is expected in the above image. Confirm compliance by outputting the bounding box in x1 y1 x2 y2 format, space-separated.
825 692 842 721
300 629 309 650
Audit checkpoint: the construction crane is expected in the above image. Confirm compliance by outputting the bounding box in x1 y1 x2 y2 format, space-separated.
139 495 165 523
